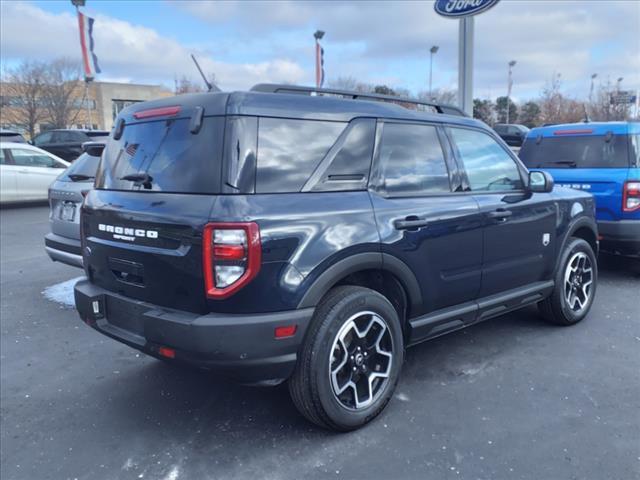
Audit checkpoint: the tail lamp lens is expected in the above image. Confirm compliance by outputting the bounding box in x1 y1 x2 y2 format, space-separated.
203 223 261 299
623 181 640 212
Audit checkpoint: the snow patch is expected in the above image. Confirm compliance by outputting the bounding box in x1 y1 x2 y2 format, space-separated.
42 276 85 308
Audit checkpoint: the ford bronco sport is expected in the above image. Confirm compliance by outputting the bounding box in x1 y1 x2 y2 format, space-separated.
74 84 599 431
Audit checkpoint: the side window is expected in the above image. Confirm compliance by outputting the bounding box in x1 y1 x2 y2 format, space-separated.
256 118 345 193
33 132 53 146
0 149 6 164
10 149 56 168
377 123 450 196
449 128 524 192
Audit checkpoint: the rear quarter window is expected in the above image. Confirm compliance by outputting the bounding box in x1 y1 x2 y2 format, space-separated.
256 118 345 193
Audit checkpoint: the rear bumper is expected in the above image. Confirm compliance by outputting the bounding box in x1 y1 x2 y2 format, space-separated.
597 220 640 256
74 280 314 384
44 232 83 268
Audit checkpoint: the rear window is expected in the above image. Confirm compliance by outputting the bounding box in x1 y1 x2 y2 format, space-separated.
520 134 630 169
88 131 110 141
59 152 100 182
96 117 224 193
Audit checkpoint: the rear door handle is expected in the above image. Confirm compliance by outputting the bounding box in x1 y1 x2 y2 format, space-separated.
487 209 512 220
394 217 429 230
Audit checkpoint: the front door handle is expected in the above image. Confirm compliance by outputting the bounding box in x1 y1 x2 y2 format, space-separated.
487 209 513 221
394 217 429 230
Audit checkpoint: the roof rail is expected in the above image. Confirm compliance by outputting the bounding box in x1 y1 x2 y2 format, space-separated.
250 84 468 117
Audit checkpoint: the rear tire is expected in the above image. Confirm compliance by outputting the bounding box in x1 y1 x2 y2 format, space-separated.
289 286 404 431
539 237 597 326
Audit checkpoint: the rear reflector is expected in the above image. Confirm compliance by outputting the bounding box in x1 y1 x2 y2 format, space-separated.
213 244 245 260
133 106 181 120
275 325 297 339
553 129 593 136
158 346 176 359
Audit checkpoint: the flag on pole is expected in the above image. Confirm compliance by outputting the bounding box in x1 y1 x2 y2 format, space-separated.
77 11 101 80
315 42 324 88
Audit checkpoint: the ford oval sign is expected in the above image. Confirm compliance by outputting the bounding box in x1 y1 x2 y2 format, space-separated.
434 0 500 18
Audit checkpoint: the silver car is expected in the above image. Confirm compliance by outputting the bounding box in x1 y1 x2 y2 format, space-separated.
45 143 104 268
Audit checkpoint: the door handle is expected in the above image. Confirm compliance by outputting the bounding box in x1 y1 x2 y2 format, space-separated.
487 209 512 220
394 217 429 230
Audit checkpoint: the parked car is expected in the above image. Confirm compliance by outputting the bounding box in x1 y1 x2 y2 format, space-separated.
45 142 105 268
74 84 598 431
31 129 109 161
520 122 639 256
0 142 69 204
0 129 27 143
494 123 530 147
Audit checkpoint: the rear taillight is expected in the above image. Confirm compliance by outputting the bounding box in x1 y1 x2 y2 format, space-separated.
623 181 640 212
203 222 261 299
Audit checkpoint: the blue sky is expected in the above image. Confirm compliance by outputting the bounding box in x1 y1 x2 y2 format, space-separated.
2 1 639 102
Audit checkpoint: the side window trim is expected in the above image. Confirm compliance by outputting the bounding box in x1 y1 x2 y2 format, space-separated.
369 119 454 198
444 124 527 194
302 118 375 192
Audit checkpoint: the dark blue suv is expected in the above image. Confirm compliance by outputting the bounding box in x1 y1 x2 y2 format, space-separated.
74 85 598 430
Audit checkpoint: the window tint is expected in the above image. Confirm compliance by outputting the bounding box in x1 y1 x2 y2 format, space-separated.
96 117 224 193
10 148 57 168
33 132 53 145
449 128 523 191
256 118 345 193
519 134 630 169
59 152 100 182
494 125 507 134
310 118 375 192
0 149 6 164
378 123 450 196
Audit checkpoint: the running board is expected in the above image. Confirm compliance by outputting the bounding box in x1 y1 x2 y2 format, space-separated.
408 280 554 345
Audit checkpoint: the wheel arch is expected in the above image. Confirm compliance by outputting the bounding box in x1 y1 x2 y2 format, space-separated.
297 253 422 323
556 216 598 274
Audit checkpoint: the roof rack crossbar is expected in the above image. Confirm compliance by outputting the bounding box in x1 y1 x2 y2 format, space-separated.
250 84 468 117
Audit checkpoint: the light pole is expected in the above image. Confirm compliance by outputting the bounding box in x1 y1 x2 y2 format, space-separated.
616 76 623 93
429 45 439 99
314 30 325 89
506 60 516 124
589 73 597 103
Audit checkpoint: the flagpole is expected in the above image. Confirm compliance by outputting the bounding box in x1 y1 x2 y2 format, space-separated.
85 78 92 130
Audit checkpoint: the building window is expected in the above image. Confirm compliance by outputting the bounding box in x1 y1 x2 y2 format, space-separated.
112 99 141 120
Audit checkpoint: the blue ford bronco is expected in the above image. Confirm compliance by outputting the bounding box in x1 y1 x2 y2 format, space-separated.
520 121 639 256
75 85 599 430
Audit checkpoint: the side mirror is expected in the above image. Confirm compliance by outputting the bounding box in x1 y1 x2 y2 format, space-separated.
529 170 554 193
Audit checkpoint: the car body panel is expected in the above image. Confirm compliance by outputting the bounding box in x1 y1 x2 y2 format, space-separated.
0 143 69 204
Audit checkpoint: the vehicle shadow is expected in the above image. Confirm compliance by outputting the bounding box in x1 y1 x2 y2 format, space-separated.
598 252 640 279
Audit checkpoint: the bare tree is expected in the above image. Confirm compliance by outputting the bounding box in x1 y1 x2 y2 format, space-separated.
538 73 584 125
174 73 218 95
588 79 632 121
0 60 46 138
328 76 374 93
39 58 83 129
417 88 457 105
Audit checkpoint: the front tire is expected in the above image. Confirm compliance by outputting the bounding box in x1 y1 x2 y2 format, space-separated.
289 286 404 431
539 237 597 326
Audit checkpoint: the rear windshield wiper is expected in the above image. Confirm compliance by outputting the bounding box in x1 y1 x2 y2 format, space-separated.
120 172 153 189
67 174 94 182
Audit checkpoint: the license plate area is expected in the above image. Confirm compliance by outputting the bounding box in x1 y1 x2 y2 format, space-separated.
60 202 76 222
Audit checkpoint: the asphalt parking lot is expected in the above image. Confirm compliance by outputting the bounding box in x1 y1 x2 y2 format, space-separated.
1 205 639 480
